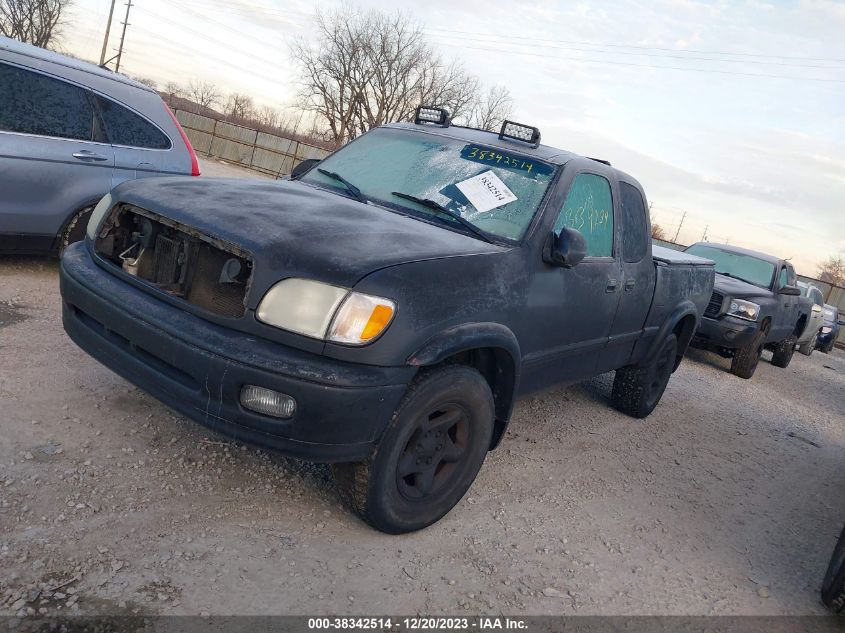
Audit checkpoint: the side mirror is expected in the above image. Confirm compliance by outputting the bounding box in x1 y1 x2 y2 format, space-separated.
543 227 587 268
837 319 845 327
779 285 801 296
290 158 321 180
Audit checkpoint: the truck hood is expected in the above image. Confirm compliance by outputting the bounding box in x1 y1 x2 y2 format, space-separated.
110 177 507 294
712 273 773 300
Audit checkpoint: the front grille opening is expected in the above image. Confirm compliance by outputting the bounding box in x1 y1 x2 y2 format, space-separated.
704 291 724 318
94 205 253 318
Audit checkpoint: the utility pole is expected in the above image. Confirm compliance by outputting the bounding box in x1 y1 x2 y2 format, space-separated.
98 0 117 66
114 0 133 73
701 225 709 241
672 211 686 244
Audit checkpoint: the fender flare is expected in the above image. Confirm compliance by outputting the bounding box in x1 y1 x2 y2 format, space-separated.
640 301 700 369
408 322 521 450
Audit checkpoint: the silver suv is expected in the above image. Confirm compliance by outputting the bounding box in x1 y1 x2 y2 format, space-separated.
0 36 200 254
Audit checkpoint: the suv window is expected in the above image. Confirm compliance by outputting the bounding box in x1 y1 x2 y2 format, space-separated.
95 96 170 149
0 62 94 141
620 182 647 263
810 287 824 306
554 173 614 257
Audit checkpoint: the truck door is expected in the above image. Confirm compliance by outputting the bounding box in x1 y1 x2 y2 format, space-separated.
773 264 797 340
598 181 655 372
519 171 621 392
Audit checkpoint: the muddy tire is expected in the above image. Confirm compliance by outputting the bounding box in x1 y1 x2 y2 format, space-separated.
822 524 845 613
58 206 94 256
730 330 765 379
332 365 494 534
611 333 677 419
798 333 817 356
771 335 796 368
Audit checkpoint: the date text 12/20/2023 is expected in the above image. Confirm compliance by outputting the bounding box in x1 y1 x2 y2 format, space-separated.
307 617 528 630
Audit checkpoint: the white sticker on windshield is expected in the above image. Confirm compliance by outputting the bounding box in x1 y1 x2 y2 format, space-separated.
455 170 517 213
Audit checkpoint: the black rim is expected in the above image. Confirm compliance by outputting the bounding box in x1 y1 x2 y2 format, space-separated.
396 403 470 500
646 343 675 407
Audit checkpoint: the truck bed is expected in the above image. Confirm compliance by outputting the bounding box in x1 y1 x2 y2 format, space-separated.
652 244 714 266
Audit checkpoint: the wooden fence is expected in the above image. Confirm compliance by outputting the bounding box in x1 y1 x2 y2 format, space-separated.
174 110 330 178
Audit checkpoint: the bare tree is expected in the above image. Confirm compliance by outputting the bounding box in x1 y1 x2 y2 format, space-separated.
651 223 667 241
818 255 845 287
0 0 71 48
256 104 281 129
290 6 502 147
163 81 182 107
187 80 221 114
469 85 513 131
224 93 255 121
132 76 157 90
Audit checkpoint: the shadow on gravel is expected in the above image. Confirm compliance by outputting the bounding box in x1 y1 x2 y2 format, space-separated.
0 301 29 329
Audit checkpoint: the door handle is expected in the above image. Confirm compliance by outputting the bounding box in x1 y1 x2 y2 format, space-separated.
72 150 108 162
624 279 636 292
606 278 618 293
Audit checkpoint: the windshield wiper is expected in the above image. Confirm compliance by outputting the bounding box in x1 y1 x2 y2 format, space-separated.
717 271 760 287
391 192 494 244
318 168 367 203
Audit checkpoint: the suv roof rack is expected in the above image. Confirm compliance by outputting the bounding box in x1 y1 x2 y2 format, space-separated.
588 157 611 166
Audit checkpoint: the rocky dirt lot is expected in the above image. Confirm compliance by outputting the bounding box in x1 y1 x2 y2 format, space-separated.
0 162 843 617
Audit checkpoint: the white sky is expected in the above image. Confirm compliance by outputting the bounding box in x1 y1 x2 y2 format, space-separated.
62 0 844 277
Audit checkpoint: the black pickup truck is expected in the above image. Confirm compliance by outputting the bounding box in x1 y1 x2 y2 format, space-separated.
685 242 807 378
60 109 714 533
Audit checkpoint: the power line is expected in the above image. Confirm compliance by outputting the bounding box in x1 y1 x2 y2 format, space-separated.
672 211 687 243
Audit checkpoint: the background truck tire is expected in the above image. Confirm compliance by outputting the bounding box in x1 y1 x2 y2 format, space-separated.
611 333 677 419
730 330 765 379
332 365 494 534
822 524 845 612
771 335 797 368
798 333 817 356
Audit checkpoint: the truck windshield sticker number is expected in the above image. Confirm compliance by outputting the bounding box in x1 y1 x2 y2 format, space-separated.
460 145 552 176
455 170 518 213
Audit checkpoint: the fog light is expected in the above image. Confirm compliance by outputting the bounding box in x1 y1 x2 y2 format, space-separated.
240 385 296 419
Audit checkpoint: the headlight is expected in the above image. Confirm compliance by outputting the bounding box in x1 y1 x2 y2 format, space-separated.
256 278 395 345
85 192 113 240
727 298 760 322
821 326 832 334
811 304 822 314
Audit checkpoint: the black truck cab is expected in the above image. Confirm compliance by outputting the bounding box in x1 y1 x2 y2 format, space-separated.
60 110 714 533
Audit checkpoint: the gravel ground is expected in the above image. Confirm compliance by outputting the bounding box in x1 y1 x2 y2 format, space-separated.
0 165 843 616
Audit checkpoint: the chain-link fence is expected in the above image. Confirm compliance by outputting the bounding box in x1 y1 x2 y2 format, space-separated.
174 110 330 178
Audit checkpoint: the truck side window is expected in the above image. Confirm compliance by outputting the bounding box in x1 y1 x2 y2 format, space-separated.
553 173 614 257
0 62 94 141
778 267 788 289
620 182 647 263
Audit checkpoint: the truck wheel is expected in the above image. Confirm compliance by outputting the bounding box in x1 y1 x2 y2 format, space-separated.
771 335 796 368
730 330 764 379
822 524 845 612
611 333 677 419
798 333 817 356
332 365 494 534
58 205 94 256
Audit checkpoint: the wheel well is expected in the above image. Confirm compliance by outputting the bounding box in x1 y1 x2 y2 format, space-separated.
54 203 96 252
793 314 806 338
431 347 517 450
671 314 698 369
760 316 772 335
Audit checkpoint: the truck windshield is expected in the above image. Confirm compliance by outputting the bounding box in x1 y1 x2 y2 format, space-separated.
300 128 557 241
685 244 775 289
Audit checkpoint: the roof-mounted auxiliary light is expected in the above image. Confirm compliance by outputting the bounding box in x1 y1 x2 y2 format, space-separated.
499 120 541 148
414 105 451 127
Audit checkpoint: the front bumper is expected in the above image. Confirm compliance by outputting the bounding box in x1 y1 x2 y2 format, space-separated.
691 315 759 351
817 329 839 347
60 242 414 462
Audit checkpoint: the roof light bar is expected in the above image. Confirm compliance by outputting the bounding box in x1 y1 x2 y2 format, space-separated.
499 120 541 148
414 105 450 127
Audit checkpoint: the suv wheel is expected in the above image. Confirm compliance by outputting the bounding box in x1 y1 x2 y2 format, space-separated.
332 365 494 534
771 335 796 368
611 333 677 419
730 330 764 379
58 206 94 256
822 524 845 613
798 333 817 356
